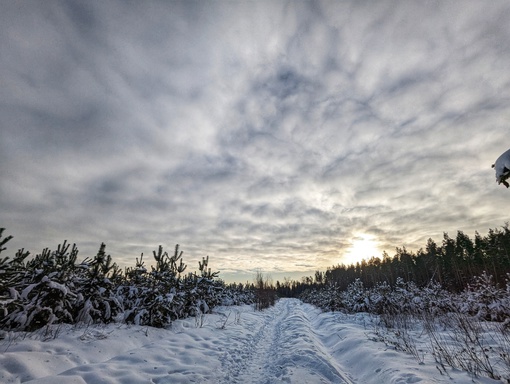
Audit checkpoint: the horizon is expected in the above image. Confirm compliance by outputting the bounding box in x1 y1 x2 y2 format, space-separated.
2 221 508 285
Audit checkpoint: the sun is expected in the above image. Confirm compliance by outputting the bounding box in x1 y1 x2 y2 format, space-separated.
344 233 381 265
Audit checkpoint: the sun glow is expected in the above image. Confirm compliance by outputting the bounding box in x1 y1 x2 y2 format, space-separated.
344 233 381 265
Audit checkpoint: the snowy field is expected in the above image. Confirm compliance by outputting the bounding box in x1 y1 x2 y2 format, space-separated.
0 298 501 384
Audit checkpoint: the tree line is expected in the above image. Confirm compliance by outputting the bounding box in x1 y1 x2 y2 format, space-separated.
277 224 510 297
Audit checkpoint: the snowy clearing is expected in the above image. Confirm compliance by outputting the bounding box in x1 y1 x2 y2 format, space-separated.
0 299 501 383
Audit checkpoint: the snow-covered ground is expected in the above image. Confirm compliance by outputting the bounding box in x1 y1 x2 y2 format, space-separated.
0 299 501 383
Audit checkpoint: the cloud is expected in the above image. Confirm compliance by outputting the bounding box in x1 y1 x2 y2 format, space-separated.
2 1 510 282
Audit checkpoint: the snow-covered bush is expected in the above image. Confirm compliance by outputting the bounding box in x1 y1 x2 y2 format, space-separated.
300 280 354 312
0 229 255 331
120 246 186 327
218 283 255 306
455 272 510 323
300 276 461 319
74 243 123 325
1 241 79 331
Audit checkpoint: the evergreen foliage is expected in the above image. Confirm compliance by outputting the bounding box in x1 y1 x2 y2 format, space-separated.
299 273 510 324
0 228 255 331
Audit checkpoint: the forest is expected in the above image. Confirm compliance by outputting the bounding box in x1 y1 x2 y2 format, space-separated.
276 224 510 297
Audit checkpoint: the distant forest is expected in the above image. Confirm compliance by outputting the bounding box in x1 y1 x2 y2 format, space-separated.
277 224 510 296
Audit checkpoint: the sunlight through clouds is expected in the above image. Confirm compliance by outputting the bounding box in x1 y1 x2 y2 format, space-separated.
344 233 382 266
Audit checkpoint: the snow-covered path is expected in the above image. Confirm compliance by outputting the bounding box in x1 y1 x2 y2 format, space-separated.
0 298 497 383
218 299 353 384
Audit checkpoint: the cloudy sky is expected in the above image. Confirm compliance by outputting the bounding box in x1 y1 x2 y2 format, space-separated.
2 1 510 283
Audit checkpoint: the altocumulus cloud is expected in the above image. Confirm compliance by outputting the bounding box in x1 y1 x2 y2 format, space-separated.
1 1 510 282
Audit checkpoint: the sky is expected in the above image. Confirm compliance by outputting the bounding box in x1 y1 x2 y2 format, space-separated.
1 1 510 283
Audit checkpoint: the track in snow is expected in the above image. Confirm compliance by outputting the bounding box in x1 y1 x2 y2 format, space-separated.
217 298 354 384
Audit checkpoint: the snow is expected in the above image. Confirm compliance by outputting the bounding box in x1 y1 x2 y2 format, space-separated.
0 299 501 384
493 148 510 186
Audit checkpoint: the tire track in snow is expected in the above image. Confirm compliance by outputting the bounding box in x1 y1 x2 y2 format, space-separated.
276 299 355 384
218 299 290 383
218 298 354 384
240 299 290 384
